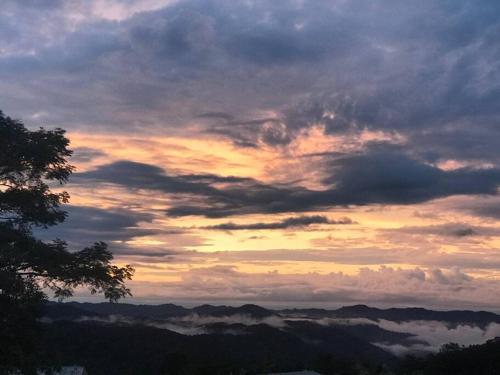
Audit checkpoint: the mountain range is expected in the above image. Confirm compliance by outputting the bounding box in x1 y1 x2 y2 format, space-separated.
45 301 500 326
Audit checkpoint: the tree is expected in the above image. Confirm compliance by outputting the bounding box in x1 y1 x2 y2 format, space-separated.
0 110 134 373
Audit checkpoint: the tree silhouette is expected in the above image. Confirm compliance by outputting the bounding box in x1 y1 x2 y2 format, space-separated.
0 110 134 373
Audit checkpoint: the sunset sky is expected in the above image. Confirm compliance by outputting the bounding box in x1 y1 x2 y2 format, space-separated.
2 0 500 309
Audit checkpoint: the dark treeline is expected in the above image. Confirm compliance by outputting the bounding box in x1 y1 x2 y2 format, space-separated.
0 110 133 374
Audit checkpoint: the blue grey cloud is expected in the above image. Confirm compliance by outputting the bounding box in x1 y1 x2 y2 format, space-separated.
1 0 499 189
36 205 155 246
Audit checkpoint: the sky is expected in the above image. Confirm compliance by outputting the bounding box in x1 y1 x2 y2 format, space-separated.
2 0 500 309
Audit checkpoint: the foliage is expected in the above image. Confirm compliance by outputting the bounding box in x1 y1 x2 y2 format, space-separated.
0 110 134 373
396 339 500 375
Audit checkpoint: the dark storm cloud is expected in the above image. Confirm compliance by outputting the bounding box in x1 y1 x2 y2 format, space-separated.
36 205 188 257
76 154 500 217
322 151 500 205
75 160 309 218
189 0 500 154
1 0 498 164
75 160 251 194
36 205 157 248
201 215 354 231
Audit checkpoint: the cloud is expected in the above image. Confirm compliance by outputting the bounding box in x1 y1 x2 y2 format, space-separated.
461 197 500 219
36 205 156 246
201 215 354 231
322 150 500 205
200 113 289 147
75 160 250 193
206 247 500 271
171 313 286 329
124 265 500 310
450 227 476 237
75 157 500 217
373 342 433 357
375 320 500 354
71 147 107 163
382 223 500 238
35 205 183 257
0 0 498 164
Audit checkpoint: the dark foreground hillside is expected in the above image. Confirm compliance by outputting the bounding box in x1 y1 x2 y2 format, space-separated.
38 321 500 375
40 321 393 375
397 338 500 375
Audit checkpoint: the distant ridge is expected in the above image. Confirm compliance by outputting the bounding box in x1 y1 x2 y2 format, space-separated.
44 302 500 326
281 304 500 326
44 301 276 320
